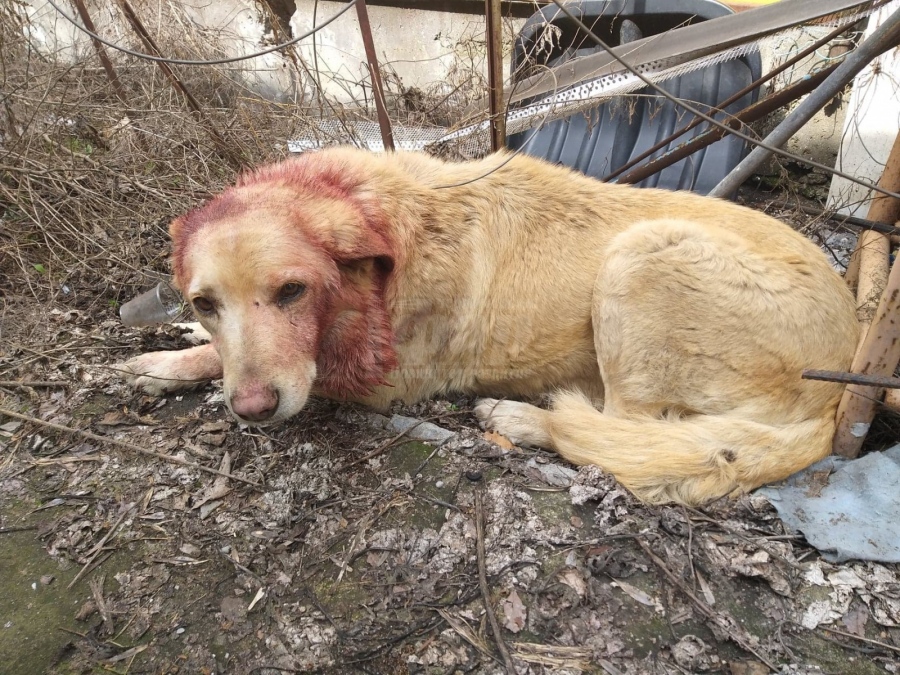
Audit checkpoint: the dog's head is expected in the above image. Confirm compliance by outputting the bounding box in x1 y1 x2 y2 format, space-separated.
170 153 399 425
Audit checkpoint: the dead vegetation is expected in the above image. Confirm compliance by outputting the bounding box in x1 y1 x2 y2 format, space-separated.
1 4 900 675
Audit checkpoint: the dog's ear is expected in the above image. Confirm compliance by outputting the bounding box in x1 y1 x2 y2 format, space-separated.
313 203 399 399
311 197 396 275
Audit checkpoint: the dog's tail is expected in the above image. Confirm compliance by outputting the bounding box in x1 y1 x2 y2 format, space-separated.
548 391 833 505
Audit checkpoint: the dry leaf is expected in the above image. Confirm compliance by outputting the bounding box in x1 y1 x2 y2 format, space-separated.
193 452 233 509
502 589 527 633
611 580 663 613
97 411 130 427
483 430 515 450
558 568 587 597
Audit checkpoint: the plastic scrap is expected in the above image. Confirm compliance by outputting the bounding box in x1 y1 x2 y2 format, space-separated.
759 444 900 563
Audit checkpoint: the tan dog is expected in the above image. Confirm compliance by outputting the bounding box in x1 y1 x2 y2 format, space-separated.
121 147 859 505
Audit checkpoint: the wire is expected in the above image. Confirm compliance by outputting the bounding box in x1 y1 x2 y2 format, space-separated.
432 67 561 189
44 0 359 66
547 0 900 202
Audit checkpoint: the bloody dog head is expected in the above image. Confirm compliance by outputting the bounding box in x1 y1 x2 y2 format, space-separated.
169 153 398 425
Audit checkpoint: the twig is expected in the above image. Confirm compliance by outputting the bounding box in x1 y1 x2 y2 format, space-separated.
0 407 261 488
803 369 900 389
475 489 516 673
69 506 134 589
0 525 39 534
40 133 169 201
636 538 778 671
0 380 69 388
90 574 115 636
819 626 900 655
338 412 463 472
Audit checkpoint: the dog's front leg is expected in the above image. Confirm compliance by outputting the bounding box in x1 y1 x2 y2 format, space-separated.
118 343 222 395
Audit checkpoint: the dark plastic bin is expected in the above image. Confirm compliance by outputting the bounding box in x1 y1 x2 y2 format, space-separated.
508 0 762 195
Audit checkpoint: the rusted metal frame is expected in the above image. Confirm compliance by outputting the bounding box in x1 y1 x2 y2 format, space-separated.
114 0 245 169
485 0 506 151
603 20 855 184
614 60 839 186
355 0 395 152
72 0 129 105
832 130 900 458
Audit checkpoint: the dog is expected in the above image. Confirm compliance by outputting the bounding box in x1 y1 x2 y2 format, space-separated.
120 147 859 505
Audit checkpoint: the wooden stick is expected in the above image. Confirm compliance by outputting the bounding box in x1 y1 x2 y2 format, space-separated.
0 407 261 488
636 539 778 671
853 229 890 340
68 506 133 589
803 369 900 389
820 626 900 655
833 128 900 458
475 490 516 673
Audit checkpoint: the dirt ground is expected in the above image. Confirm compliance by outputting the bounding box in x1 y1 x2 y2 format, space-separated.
2 267 900 675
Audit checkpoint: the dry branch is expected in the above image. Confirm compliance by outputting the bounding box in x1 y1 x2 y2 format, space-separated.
475 490 516 673
636 538 778 671
0 408 261 488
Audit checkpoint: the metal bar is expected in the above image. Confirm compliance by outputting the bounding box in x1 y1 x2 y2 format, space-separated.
72 0 129 105
603 21 855 184
114 0 245 169
616 60 839 186
803 369 900 389
355 0 395 152
485 0 506 151
710 7 900 198
791 203 900 236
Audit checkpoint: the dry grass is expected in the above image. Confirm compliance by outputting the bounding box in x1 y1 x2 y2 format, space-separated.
0 3 485 341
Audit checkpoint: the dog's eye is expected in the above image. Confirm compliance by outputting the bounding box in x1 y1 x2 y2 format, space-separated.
277 282 306 305
193 297 215 315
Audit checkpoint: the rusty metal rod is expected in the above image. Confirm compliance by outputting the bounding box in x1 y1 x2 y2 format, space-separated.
803 369 900 389
486 0 506 151
114 0 245 169
355 0 394 152
72 0 129 105
603 20 855 184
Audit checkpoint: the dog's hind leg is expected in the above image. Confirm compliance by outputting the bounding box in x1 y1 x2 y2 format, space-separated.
478 219 853 504
118 343 222 396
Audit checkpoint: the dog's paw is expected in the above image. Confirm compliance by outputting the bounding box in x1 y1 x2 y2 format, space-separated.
474 398 553 448
173 322 211 345
117 349 212 396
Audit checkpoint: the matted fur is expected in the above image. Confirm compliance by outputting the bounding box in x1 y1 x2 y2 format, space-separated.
120 148 859 505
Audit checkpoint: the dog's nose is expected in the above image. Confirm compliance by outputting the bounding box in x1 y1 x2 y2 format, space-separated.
230 385 279 422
